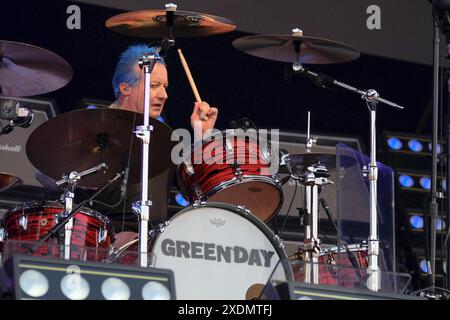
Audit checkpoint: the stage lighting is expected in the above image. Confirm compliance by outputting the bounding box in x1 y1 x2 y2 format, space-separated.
436 218 446 231
7 254 176 300
409 215 424 230
175 193 190 207
387 137 402 150
18 269 49 298
428 142 442 154
399 175 414 188
419 177 431 190
142 281 171 300
408 140 423 152
419 259 428 273
101 277 131 300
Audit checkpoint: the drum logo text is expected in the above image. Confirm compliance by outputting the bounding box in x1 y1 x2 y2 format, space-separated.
161 239 275 267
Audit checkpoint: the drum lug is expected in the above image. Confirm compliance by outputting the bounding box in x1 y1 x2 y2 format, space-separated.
274 234 285 249
236 205 251 214
232 163 243 182
98 228 108 244
185 162 195 176
156 221 170 233
19 214 28 231
193 200 206 207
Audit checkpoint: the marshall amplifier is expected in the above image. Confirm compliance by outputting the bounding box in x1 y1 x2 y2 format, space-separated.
0 97 57 188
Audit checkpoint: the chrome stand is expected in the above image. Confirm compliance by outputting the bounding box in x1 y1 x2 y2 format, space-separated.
302 164 332 284
55 163 107 260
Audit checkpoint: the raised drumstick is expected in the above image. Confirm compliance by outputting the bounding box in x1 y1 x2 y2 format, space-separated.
177 49 209 120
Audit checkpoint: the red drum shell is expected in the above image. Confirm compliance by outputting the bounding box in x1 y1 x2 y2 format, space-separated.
1 202 114 261
177 132 282 222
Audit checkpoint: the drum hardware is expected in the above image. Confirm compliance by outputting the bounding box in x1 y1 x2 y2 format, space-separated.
292 63 404 292
27 171 124 258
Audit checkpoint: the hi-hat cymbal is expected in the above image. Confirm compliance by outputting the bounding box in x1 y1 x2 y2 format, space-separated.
26 109 175 189
0 172 22 192
106 10 236 38
232 33 360 64
0 40 73 97
286 153 356 172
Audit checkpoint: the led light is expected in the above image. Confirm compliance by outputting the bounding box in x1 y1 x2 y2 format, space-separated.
387 137 402 150
19 270 49 298
419 177 431 190
175 193 190 207
399 175 414 188
101 277 131 300
428 143 442 154
409 215 424 229
442 179 447 191
142 281 171 300
419 259 428 273
60 273 90 300
436 219 446 231
408 140 423 152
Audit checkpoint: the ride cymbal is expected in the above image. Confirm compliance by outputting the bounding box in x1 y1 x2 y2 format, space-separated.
232 32 360 64
106 9 236 38
26 108 175 189
0 40 73 97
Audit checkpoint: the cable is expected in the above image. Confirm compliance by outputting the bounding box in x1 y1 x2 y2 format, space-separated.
280 179 298 234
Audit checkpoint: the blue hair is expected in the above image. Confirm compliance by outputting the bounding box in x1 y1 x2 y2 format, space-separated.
112 44 165 99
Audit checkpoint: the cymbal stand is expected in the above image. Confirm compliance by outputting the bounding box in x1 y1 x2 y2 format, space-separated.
292 63 404 291
133 3 177 268
55 163 107 260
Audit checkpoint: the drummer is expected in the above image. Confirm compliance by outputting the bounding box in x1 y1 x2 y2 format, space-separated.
97 44 218 245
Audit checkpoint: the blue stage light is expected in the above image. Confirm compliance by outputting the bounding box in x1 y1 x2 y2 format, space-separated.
419 177 431 190
387 137 402 150
419 259 428 273
436 219 446 231
408 140 423 152
175 193 190 207
399 175 414 188
428 143 442 154
409 215 424 229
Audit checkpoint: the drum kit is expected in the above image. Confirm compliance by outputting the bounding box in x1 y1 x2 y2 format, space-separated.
0 4 404 299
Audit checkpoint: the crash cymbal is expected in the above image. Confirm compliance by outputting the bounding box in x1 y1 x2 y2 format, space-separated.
0 172 22 192
232 31 360 64
106 10 236 38
26 109 174 189
286 153 356 172
0 40 73 97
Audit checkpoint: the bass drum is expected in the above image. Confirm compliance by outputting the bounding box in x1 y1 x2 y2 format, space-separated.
150 202 293 300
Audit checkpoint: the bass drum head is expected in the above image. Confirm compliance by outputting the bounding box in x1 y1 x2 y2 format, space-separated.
151 202 292 300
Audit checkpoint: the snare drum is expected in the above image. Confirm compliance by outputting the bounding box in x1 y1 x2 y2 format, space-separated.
0 201 114 261
177 130 283 222
293 243 369 288
109 202 293 299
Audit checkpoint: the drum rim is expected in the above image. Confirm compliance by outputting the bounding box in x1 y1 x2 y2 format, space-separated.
151 201 294 283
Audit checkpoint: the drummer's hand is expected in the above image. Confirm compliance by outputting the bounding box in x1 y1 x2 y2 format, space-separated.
190 101 218 134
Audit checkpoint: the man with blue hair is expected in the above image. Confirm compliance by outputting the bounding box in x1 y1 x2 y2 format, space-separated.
106 44 218 247
109 43 218 132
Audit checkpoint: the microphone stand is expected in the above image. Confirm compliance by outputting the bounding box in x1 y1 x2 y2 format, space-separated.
294 63 404 292
132 3 176 268
30 171 124 255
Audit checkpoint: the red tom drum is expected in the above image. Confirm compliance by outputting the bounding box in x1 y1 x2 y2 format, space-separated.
0 201 114 261
177 130 283 222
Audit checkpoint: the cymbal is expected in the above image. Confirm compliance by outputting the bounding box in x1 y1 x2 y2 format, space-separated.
232 33 360 64
286 153 356 171
0 172 22 192
0 40 73 97
26 109 174 189
105 10 236 38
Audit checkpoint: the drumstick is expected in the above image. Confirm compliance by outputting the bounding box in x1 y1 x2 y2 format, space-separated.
177 49 209 120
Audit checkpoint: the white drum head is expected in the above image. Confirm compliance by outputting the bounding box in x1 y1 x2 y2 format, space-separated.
151 203 292 300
